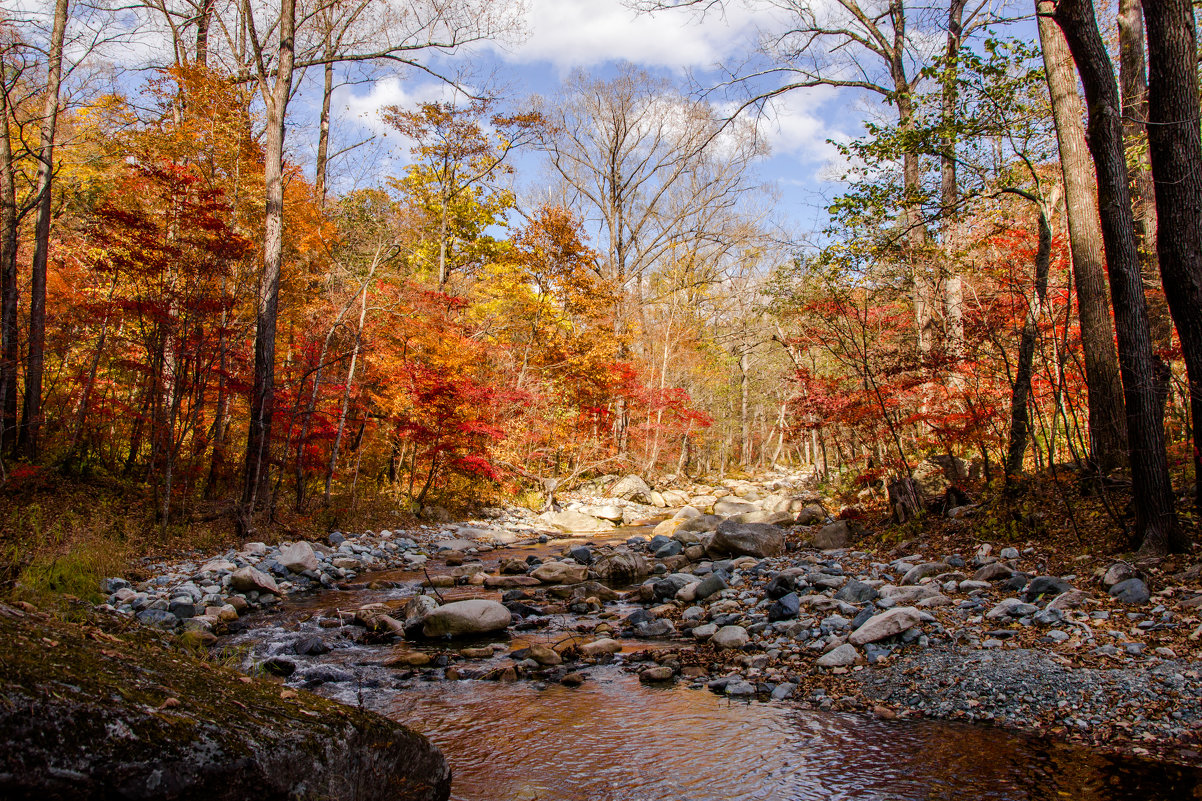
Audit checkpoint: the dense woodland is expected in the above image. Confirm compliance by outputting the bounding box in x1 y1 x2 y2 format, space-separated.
2 0 1202 562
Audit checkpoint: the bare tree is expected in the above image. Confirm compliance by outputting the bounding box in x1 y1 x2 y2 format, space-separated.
540 64 759 335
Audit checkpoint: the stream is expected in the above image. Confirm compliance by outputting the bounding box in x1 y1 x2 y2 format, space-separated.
225 529 1202 801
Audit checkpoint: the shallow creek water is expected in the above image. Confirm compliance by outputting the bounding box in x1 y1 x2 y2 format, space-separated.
227 531 1202 801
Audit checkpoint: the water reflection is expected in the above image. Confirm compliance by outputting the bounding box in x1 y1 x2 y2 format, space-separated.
365 668 1201 801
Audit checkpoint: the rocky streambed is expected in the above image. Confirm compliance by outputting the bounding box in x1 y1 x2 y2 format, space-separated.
88 470 1202 798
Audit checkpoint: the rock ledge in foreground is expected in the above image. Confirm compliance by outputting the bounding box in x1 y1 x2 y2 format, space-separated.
0 603 450 801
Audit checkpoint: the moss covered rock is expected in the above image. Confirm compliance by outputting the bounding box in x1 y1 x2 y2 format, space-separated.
0 603 450 800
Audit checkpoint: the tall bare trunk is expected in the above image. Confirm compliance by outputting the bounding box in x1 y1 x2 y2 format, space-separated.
19 0 69 460
1036 2 1127 470
0 66 18 455
1143 0 1202 542
941 0 967 360
315 59 333 206
1052 0 1182 553
242 0 296 518
1006 203 1052 477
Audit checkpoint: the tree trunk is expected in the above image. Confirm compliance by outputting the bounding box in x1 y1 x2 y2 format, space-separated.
19 0 69 461
196 0 215 66
324 267 370 503
315 59 333 206
1036 2 1128 471
0 67 18 456
242 0 296 519
941 0 967 360
1051 0 1182 554
1005 204 1052 477
1142 0 1202 541
1118 0 1171 354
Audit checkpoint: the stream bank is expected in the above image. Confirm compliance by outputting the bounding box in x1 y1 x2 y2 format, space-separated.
83 468 1202 796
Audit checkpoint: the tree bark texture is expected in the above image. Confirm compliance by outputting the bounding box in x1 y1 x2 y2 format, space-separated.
1143 0 1202 538
0 69 19 454
242 0 296 514
1036 2 1128 471
1052 0 1182 554
1006 205 1052 477
19 0 69 460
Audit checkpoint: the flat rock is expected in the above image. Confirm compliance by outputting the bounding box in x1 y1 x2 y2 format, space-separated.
848 606 923 646
531 561 588 584
421 600 511 638
812 520 850 550
708 520 785 558
537 510 615 534
816 643 859 667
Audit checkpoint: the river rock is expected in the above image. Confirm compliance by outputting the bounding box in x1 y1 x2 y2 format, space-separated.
640 666 675 683
973 563 1014 582
795 504 827 525
1024 576 1074 601
610 475 653 503
816 643 859 667
713 498 758 516
278 541 319 573
848 606 923 646
580 638 622 656
422 599 511 638
531 561 588 584
582 504 625 522
592 550 651 582
538 510 614 534
768 592 800 622
901 562 948 585
835 580 879 604
812 520 850 550
229 566 281 596
711 625 749 650
708 520 785 558
1103 561 1138 587
1110 578 1151 606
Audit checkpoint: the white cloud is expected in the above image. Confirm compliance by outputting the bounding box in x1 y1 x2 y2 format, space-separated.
490 0 773 72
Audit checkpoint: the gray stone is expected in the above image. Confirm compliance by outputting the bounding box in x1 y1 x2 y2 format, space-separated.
973 563 1014 582
835 580 879 604
711 625 750 650
816 643 859 667
421 600 511 638
795 504 827 525
812 521 850 550
901 562 949 586
1103 561 1138 587
537 510 614 534
1110 578 1151 606
229 566 281 596
692 573 728 601
136 609 179 629
531 561 588 584
848 606 923 646
1024 576 1073 601
610 475 653 503
708 520 785 558
591 550 651 583
278 541 319 573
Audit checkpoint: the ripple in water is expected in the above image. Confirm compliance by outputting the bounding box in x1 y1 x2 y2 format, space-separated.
347 667 1201 801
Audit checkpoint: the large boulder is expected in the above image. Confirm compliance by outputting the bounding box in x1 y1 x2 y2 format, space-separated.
537 509 615 534
278 541 319 573
0 604 450 801
591 549 652 583
848 606 923 646
421 599 512 638
229 566 281 596
707 520 785 558
609 475 653 503
811 520 850 550
713 498 758 517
